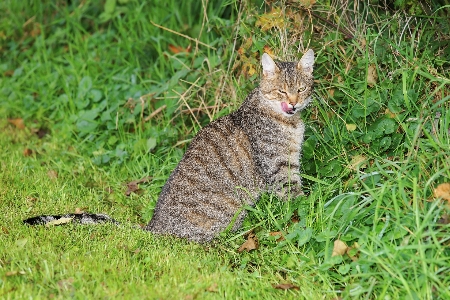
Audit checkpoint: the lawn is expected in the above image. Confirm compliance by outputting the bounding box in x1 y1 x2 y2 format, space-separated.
1 0 449 299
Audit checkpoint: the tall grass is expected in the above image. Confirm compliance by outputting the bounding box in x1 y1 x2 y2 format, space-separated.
0 0 449 299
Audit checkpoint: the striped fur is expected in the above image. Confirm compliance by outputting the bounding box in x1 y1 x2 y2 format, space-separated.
24 50 315 243
146 50 314 242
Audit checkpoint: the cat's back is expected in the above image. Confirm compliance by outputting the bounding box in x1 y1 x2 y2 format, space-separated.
146 113 264 242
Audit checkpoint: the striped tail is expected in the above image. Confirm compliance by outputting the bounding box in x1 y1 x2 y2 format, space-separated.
23 213 119 226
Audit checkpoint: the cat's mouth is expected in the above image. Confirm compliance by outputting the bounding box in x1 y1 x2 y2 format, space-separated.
281 102 296 115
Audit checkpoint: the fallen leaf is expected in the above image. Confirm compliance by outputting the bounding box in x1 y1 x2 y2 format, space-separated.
8 118 25 129
385 108 397 118
168 44 191 54
238 231 258 252
367 64 378 87
4 70 14 77
269 231 285 242
74 207 86 214
434 183 450 202
345 124 357 131
347 155 366 171
272 283 300 290
23 148 33 156
125 176 152 196
1 226 9 234
327 88 335 98
332 239 348 257
5 271 26 276
47 170 58 180
206 283 218 292
45 217 74 227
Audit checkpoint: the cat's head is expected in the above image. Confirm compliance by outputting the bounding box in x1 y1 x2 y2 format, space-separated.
259 50 314 117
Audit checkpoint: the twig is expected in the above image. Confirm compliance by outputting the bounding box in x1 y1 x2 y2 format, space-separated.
305 9 354 39
180 104 228 114
144 105 166 122
151 21 216 50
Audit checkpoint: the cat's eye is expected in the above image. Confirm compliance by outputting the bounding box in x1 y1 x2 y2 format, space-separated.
278 89 287 95
297 86 307 93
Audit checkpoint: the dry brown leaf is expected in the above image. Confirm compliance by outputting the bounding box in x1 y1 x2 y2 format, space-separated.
238 232 258 252
332 239 348 257
1 226 9 234
272 283 300 290
125 176 152 196
168 44 191 54
4 70 14 77
23 148 33 157
269 231 285 242
74 207 86 214
327 88 335 98
385 108 397 118
434 183 450 202
45 217 74 227
255 8 285 31
47 170 58 180
8 118 25 129
206 283 218 292
367 64 378 87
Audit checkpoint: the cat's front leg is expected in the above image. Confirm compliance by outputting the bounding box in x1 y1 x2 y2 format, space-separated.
273 173 303 200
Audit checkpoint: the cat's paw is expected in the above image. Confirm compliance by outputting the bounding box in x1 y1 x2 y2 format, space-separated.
274 182 303 200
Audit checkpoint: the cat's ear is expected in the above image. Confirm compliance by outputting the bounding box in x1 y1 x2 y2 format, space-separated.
298 49 314 74
261 53 278 77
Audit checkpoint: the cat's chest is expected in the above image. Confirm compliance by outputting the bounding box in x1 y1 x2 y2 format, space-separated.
280 121 305 160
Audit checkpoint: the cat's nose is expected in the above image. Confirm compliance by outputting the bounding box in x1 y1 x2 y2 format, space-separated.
288 93 298 105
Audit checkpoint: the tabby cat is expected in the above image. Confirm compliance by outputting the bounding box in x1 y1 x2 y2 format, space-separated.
24 50 315 243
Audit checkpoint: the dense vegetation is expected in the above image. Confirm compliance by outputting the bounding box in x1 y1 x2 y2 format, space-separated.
1 0 449 298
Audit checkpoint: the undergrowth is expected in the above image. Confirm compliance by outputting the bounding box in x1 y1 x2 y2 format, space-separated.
0 0 449 299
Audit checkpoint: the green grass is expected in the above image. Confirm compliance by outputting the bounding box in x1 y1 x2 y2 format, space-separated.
1 0 449 299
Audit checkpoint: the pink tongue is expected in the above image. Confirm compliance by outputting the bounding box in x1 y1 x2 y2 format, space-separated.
281 102 291 112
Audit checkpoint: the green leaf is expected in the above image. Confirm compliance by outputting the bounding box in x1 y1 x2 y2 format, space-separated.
351 98 380 118
76 109 99 133
302 136 317 159
296 227 313 247
315 229 337 242
318 160 342 178
338 264 351 275
372 118 397 136
78 76 93 96
89 89 103 102
104 0 116 14
108 136 118 146
146 138 157 151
